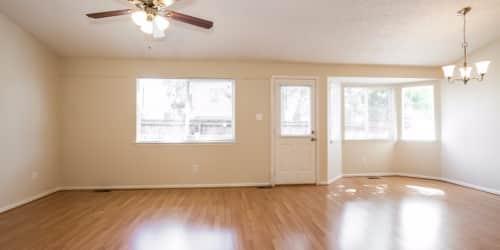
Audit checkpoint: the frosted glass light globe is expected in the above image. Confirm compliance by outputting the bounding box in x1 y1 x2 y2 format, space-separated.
441 65 455 78
162 0 175 7
131 11 147 26
154 16 170 31
475 61 491 75
140 20 153 34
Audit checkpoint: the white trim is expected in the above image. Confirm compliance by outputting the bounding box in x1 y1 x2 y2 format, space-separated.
342 172 398 177
0 187 61 214
2 175 498 214
270 76 320 185
440 177 500 195
393 173 442 181
319 175 343 185
61 182 271 190
339 172 499 195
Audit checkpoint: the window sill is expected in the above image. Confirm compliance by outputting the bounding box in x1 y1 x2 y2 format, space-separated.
343 139 396 142
399 139 439 143
135 140 236 145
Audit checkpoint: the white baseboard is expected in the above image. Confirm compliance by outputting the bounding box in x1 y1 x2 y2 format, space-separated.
2 176 497 214
61 182 271 190
62 176 499 195
393 173 442 181
0 187 61 214
342 172 398 177
337 172 499 195
441 177 500 195
319 175 343 185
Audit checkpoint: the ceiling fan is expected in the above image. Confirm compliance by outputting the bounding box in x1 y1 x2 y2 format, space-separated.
86 0 213 38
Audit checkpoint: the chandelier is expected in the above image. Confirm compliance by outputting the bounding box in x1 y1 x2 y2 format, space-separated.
442 7 491 84
130 0 174 38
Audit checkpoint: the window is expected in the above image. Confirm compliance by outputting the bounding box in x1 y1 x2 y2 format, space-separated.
280 86 312 136
344 87 395 140
137 79 234 143
401 85 435 141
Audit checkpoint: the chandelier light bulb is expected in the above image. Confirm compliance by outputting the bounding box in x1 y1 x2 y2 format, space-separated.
442 65 456 78
131 11 147 26
162 0 175 7
154 15 170 31
475 61 491 75
152 20 166 38
459 67 472 79
140 20 153 34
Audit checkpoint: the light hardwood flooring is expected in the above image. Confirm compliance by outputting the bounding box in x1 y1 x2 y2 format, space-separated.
0 177 499 250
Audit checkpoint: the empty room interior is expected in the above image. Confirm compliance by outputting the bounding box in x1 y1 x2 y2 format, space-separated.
1 1 500 249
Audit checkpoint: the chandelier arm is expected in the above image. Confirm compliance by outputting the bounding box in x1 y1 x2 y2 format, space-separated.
470 75 486 81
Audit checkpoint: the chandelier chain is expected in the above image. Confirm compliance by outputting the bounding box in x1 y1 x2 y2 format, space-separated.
462 11 468 67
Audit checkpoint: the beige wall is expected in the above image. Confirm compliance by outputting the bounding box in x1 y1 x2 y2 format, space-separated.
59 58 439 187
0 14 60 211
441 39 500 191
342 141 396 174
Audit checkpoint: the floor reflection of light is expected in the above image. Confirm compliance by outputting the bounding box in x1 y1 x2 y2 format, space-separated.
406 185 445 196
337 185 345 188
337 202 392 250
399 199 442 250
133 221 236 250
345 189 357 193
279 232 310 249
339 202 368 249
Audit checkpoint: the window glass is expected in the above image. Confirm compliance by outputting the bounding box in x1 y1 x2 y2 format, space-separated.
280 86 312 136
402 85 435 141
344 87 395 140
137 79 234 143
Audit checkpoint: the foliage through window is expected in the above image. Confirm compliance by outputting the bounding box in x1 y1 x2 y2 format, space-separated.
280 86 312 136
402 85 435 141
344 87 395 140
137 79 234 143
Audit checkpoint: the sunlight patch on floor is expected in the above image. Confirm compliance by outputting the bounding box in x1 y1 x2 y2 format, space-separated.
406 185 445 196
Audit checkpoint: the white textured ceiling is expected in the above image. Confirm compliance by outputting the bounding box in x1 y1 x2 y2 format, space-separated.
1 0 499 65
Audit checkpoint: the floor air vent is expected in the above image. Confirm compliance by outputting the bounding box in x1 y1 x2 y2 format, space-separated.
367 176 381 180
257 186 273 189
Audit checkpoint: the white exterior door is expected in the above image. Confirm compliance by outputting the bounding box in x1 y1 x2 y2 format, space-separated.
273 78 317 185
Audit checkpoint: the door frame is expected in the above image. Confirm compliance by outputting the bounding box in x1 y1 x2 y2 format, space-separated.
270 76 320 186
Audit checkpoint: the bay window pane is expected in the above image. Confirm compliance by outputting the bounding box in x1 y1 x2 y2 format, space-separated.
344 87 395 140
402 86 435 141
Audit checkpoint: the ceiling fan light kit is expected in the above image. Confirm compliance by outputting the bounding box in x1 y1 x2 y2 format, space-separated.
86 0 213 39
442 7 491 84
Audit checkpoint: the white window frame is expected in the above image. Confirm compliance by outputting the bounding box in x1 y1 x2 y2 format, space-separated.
400 84 436 142
136 78 236 144
342 86 397 141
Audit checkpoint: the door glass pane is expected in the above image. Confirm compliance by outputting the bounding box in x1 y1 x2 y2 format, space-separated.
280 86 312 136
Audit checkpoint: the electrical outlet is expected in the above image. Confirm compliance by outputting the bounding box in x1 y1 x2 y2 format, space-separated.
31 171 39 180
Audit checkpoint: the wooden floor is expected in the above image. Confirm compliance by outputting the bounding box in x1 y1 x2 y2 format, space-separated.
0 177 499 250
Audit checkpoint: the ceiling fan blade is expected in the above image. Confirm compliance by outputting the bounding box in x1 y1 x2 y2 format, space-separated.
167 11 213 29
86 9 132 19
